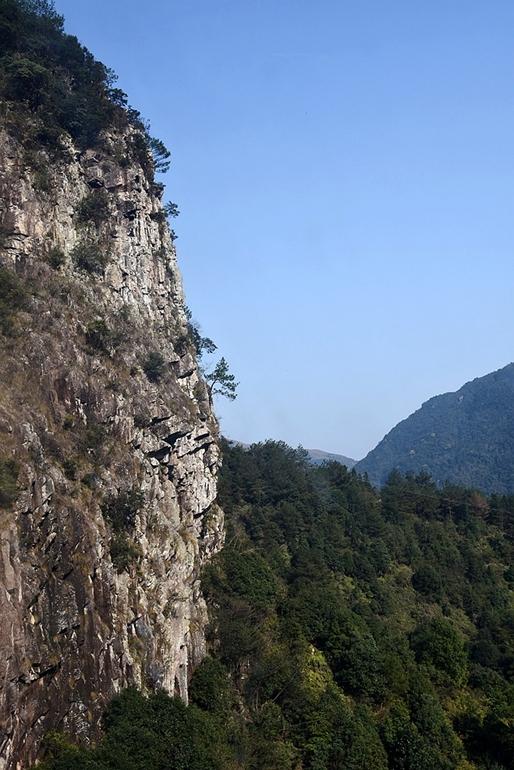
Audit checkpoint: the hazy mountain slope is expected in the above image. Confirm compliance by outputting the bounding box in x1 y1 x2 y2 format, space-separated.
229 441 356 468
356 363 514 493
307 448 356 467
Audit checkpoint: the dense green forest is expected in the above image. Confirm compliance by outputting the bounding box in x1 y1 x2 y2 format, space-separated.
41 440 514 769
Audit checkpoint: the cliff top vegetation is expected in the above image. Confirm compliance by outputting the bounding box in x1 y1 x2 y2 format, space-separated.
0 0 169 178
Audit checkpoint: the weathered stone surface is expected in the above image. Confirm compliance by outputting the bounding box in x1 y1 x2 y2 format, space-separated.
0 130 224 768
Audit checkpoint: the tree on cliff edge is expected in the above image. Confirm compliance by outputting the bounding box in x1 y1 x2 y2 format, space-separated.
205 357 238 403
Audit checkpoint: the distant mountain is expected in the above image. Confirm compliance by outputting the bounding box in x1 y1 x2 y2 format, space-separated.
307 449 356 468
355 363 514 494
228 441 355 469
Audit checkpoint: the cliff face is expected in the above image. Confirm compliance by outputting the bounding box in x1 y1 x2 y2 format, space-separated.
0 128 223 768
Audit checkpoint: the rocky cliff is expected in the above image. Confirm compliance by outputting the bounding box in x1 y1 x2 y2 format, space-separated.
0 126 224 767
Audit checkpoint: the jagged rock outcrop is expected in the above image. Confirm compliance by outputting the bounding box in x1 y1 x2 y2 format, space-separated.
0 128 224 768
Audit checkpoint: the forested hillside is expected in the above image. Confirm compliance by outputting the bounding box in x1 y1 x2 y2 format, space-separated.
41 441 514 769
356 363 514 493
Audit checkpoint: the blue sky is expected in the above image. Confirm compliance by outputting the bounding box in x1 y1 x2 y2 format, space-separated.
58 0 514 459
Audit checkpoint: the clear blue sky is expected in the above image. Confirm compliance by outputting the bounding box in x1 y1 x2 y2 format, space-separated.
58 0 514 459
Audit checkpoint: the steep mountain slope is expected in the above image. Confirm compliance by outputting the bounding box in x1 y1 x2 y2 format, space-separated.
0 2 223 766
356 363 514 493
307 448 356 467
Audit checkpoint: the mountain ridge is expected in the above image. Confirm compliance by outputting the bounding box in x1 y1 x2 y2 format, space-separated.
356 362 514 493
307 448 356 467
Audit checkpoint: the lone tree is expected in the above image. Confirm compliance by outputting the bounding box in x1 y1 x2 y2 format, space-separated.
184 308 238 403
205 357 238 403
164 201 180 219
149 137 171 174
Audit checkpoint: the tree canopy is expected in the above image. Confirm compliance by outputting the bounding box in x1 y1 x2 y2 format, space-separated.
40 441 514 769
0 0 171 177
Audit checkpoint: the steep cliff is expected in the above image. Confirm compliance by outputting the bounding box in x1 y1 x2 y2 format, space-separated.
0 124 223 766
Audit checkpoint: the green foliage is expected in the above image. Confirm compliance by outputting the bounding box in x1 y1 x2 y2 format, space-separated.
205 357 238 401
182 306 217 358
411 618 468 686
35 441 514 768
33 166 51 191
128 133 153 177
37 689 234 770
0 266 28 334
1 56 51 107
17 1 62 23
81 421 106 457
109 532 141 573
189 657 233 713
46 246 64 269
164 201 179 218
76 190 110 227
102 488 143 532
0 458 18 507
85 319 121 356
0 226 10 249
149 136 171 174
202 440 514 769
381 696 459 770
192 327 216 357
103 482 143 573
150 201 180 229
62 457 78 480
412 561 444 600
215 548 280 611
38 732 103 770
142 351 165 383
85 320 110 354
71 242 108 275
0 0 170 182
356 362 514 494
0 0 118 149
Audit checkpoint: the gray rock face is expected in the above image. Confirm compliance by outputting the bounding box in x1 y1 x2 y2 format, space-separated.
0 130 224 767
